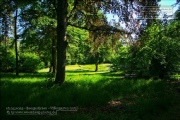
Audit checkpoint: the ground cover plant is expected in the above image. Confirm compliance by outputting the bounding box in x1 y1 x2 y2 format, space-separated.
1 64 180 120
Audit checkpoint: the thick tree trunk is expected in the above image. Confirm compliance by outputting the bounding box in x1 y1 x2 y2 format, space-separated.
14 9 19 76
55 0 68 84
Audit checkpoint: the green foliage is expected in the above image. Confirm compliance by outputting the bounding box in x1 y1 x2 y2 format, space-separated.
111 46 130 72
20 1 57 67
66 26 89 64
19 52 44 73
66 25 115 65
0 45 45 73
174 10 180 20
0 48 16 72
136 21 180 78
112 21 180 79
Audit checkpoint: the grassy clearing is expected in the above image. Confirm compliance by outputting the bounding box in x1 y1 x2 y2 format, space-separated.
1 64 180 120
39 63 111 73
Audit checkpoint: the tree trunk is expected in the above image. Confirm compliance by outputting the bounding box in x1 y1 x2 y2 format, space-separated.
4 18 8 52
95 62 98 72
49 38 56 73
55 0 68 84
14 8 19 76
2 13 9 53
95 52 99 72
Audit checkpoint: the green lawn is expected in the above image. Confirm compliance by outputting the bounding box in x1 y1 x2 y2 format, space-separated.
1 64 180 120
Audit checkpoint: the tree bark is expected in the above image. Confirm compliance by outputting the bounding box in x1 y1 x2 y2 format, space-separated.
14 8 19 76
49 38 56 73
55 0 68 84
95 52 99 72
95 62 98 72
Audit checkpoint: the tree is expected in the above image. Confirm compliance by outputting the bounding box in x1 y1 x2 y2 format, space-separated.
0 0 38 74
0 0 19 75
0 0 13 51
20 0 57 72
88 29 120 71
66 26 89 65
14 7 19 75
53 0 68 84
85 11 119 71
0 0 14 72
14 0 38 75
174 5 180 20
133 21 180 78
53 0 133 84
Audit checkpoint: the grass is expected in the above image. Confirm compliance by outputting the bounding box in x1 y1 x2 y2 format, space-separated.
1 64 180 120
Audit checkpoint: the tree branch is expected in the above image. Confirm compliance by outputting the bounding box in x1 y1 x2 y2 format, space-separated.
67 22 131 34
67 0 78 22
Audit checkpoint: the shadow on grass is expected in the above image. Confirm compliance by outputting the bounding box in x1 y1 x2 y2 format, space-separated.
98 72 125 79
1 68 120 78
1 72 48 79
1 69 104 79
0 72 179 120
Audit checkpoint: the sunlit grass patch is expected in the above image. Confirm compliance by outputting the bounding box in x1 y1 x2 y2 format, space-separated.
38 64 111 73
38 68 49 72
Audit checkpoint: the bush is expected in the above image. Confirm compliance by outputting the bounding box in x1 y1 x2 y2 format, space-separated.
0 46 45 73
19 52 44 73
110 46 131 72
1 49 16 72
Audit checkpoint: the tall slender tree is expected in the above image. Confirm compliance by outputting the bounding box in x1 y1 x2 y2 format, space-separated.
14 7 19 75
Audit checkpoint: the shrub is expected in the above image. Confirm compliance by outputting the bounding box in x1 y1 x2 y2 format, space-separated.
19 52 44 73
110 46 131 72
1 49 16 72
